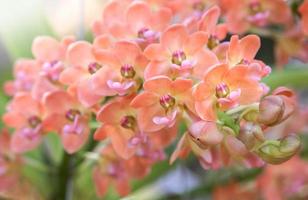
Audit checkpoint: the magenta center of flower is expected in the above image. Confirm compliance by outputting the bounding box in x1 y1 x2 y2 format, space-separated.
120 64 136 79
120 115 137 130
171 50 187 66
159 94 176 110
28 116 42 128
88 62 102 74
215 82 230 98
65 109 81 122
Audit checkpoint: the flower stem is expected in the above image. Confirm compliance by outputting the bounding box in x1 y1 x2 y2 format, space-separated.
52 152 75 200
226 103 259 116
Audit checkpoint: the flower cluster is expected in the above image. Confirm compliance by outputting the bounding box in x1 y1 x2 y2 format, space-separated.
0 129 40 199
1 0 306 198
213 156 308 200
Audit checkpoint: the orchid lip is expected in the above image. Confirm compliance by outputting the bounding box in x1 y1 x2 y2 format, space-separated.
41 60 63 82
137 28 158 41
42 60 59 70
138 28 150 39
21 127 41 140
63 115 84 135
153 110 177 127
106 80 135 96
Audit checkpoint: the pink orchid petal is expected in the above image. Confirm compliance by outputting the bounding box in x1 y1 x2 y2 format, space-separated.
107 80 135 96
152 110 177 127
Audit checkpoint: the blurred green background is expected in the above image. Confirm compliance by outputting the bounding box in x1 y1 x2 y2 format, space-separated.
0 0 308 200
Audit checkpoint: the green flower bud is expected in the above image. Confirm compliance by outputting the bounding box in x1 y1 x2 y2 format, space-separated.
255 135 300 164
258 95 285 126
242 108 259 122
238 123 264 150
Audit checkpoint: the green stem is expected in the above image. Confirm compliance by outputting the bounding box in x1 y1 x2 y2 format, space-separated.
42 138 55 167
226 103 259 116
52 152 75 200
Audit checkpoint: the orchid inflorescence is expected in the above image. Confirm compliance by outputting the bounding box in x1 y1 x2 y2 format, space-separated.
1 0 307 198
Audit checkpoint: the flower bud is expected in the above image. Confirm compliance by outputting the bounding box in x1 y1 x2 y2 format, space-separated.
189 121 223 149
256 135 300 164
242 108 259 122
238 123 264 150
279 134 301 154
258 95 284 126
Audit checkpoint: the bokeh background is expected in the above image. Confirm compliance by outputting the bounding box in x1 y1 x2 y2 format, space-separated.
1 0 308 200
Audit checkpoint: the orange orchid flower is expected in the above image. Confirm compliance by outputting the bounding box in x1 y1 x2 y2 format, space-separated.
93 144 164 197
93 40 148 96
95 95 177 159
257 156 308 200
131 75 194 132
59 35 113 107
3 59 41 96
95 1 172 49
2 93 44 153
31 36 75 101
0 129 25 198
193 64 264 121
43 91 90 154
222 0 292 34
144 24 218 79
